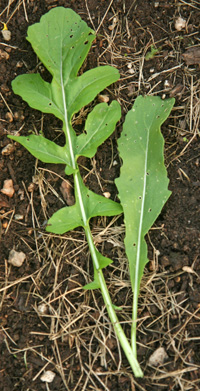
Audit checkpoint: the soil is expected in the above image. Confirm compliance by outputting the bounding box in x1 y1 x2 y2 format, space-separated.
0 1 200 390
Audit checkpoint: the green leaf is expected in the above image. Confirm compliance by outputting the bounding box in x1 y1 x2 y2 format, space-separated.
8 135 71 165
46 203 83 234
115 96 175 294
26 7 95 82
67 67 119 119
145 45 161 61
12 74 65 121
12 7 119 123
83 250 113 290
46 174 122 234
75 101 121 159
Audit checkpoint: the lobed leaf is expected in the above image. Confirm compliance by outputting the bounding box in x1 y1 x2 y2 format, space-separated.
12 7 119 124
115 96 175 295
83 250 113 290
47 173 122 234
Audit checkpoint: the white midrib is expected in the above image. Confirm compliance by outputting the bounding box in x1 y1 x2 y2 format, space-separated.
132 127 150 347
60 62 100 270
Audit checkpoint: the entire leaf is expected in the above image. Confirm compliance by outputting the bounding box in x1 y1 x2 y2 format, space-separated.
8 135 71 165
115 95 175 296
75 101 121 159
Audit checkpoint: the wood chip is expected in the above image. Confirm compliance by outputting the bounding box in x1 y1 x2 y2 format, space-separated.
182 47 200 65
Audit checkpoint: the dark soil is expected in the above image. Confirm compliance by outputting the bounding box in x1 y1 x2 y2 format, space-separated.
0 1 200 390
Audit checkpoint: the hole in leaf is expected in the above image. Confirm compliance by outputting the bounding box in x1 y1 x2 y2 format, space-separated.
138 196 142 199
84 40 88 45
70 34 73 38
87 194 89 198
133 243 136 247
147 172 149 175
148 208 152 212
49 102 52 106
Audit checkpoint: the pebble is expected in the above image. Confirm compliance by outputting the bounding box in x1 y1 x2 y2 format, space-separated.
149 347 168 366
8 249 26 267
40 370 56 383
1 179 15 198
1 28 11 41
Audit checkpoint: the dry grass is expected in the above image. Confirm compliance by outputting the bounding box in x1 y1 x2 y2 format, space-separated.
0 0 200 390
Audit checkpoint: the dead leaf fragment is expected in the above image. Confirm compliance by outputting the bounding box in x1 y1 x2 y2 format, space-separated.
169 84 184 98
1 143 15 156
8 249 26 267
149 347 168 367
0 195 10 208
1 179 15 198
0 48 9 60
60 180 74 206
182 46 200 65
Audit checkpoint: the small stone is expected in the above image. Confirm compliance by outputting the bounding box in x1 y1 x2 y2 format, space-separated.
40 370 56 383
38 303 48 314
149 347 168 367
14 214 24 221
16 61 23 68
5 112 13 123
1 29 11 41
8 249 26 267
28 183 35 192
98 94 109 103
103 192 111 199
174 16 186 31
1 179 15 198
